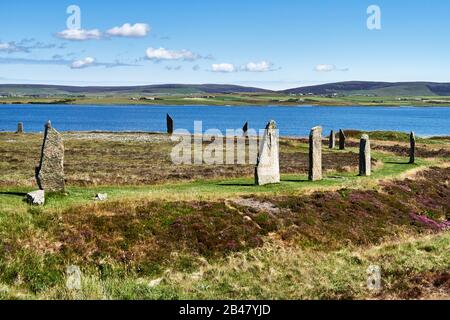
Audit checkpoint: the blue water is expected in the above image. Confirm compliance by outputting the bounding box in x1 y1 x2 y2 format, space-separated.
0 104 449 137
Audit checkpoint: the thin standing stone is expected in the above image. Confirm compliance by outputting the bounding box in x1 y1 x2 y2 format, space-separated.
255 120 280 185
35 121 65 192
359 134 371 176
309 126 323 181
339 129 346 150
409 131 416 164
16 122 24 134
329 130 335 149
166 114 174 135
243 122 248 136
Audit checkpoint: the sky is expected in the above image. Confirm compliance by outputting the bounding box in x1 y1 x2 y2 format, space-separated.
1 0 450 90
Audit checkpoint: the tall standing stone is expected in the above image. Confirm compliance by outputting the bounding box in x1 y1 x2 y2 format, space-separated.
409 131 416 164
243 122 248 136
339 129 346 150
16 122 24 134
255 120 280 185
166 114 174 135
329 130 335 149
309 126 323 181
359 134 371 176
35 121 65 192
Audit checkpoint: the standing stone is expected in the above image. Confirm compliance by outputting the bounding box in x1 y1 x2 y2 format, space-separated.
359 134 371 176
339 129 346 150
243 122 248 136
35 121 65 192
166 114 174 135
409 131 416 164
16 122 24 134
329 130 335 149
309 126 323 181
255 120 280 185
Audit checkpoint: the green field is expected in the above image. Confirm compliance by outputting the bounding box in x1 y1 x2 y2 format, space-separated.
3 93 450 106
0 131 449 299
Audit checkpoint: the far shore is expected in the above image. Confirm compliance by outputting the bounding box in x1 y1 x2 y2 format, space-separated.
2 94 450 107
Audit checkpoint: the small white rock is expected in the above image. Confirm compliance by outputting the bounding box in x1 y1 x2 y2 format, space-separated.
26 190 45 206
66 265 82 291
94 193 108 201
148 278 163 288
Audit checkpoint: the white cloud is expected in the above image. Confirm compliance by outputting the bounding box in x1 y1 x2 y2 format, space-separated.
315 64 336 72
242 61 273 72
56 29 102 41
71 57 95 69
146 47 199 61
211 63 236 73
107 23 150 37
0 43 12 50
315 64 349 72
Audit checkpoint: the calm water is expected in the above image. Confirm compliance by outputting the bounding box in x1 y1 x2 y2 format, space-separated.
0 104 449 137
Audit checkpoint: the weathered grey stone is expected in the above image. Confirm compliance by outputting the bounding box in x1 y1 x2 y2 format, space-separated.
35 121 65 192
94 193 108 201
339 129 346 150
409 131 416 164
329 130 335 149
166 114 174 135
309 126 323 181
255 120 280 185
26 190 45 206
16 122 24 134
359 134 371 176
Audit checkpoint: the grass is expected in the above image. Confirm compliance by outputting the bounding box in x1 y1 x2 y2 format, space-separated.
0 130 448 300
3 94 450 106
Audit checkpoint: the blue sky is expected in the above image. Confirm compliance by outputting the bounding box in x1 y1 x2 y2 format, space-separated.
1 0 449 89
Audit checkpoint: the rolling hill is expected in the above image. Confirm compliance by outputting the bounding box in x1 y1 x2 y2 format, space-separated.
282 81 450 96
0 84 272 96
2 81 450 97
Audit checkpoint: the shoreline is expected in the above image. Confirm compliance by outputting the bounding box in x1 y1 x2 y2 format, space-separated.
0 102 450 108
2 102 450 108
1 130 449 140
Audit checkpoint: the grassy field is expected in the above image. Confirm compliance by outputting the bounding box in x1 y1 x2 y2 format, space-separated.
3 94 450 106
0 131 449 300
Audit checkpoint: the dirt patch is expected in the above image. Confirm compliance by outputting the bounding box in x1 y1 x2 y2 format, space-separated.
376 271 450 300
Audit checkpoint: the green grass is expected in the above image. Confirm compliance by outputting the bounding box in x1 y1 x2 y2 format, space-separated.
0 131 448 300
0 151 430 214
3 94 450 106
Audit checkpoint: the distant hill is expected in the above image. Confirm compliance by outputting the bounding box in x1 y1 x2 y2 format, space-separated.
0 84 272 96
282 81 450 96
3 81 450 97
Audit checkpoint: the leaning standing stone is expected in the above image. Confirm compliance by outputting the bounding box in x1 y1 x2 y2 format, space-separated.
309 126 323 181
255 120 280 185
166 114 174 135
243 122 248 136
339 129 346 150
329 130 335 149
359 134 371 176
16 122 24 134
35 121 65 192
409 131 416 164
